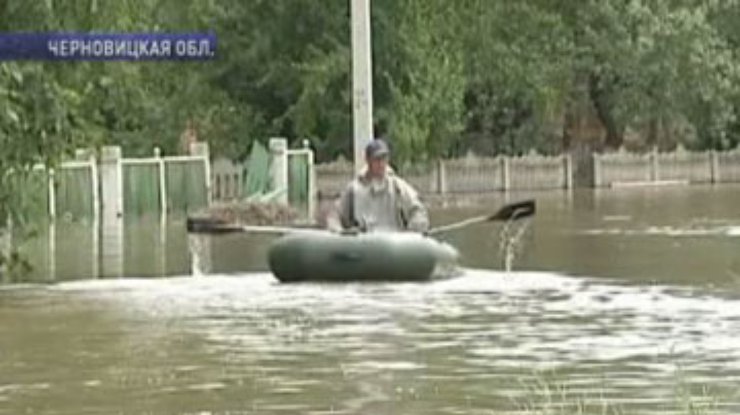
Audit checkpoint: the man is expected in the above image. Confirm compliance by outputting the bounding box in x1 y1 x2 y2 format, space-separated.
328 139 430 233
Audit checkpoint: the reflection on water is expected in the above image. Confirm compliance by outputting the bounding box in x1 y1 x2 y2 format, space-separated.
13 215 275 282
3 184 740 413
11 217 187 282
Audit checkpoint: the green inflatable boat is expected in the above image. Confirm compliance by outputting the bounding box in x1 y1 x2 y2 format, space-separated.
187 200 537 283
267 231 461 283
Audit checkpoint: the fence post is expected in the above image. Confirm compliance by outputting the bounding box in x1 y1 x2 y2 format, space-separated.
99 146 124 278
89 152 100 222
100 146 123 218
304 140 317 221
86 148 101 277
48 168 56 219
0 218 10 280
650 147 659 182
436 159 447 195
710 150 720 184
154 147 168 216
190 142 211 206
500 156 510 191
563 153 573 190
269 137 289 205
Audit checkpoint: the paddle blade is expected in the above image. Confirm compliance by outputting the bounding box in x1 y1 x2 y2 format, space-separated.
489 199 536 221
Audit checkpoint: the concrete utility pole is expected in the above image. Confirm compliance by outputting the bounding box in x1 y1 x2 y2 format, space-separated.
351 0 374 173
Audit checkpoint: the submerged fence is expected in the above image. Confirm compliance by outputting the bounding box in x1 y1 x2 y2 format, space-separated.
210 138 315 219
121 154 209 217
26 140 740 224
24 138 316 222
27 157 99 222
28 143 211 221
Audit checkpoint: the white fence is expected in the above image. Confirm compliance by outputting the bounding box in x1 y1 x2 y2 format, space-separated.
594 146 740 187
315 146 740 195
315 153 573 196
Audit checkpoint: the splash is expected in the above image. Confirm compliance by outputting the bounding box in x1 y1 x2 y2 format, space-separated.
498 216 532 272
187 234 212 276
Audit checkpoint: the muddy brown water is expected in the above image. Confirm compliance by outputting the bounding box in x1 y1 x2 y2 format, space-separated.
2 184 740 414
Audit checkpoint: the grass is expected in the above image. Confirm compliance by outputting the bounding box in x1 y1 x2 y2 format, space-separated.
505 369 721 415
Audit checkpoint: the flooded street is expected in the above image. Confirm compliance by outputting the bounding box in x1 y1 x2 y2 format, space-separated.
2 184 740 414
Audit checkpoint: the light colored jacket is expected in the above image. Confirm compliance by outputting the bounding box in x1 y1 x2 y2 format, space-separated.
328 168 429 233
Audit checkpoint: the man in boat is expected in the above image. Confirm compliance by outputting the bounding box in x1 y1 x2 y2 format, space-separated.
328 138 430 233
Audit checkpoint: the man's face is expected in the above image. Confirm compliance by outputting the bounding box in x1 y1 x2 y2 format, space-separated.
367 156 388 178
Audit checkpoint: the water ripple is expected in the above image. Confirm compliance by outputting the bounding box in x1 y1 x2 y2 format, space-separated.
1 269 740 414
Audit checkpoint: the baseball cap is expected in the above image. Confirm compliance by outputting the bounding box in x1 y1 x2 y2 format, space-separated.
365 139 390 159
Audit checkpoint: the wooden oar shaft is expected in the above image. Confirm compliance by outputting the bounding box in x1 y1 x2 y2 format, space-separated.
187 217 322 235
427 215 489 235
187 199 536 236
226 225 320 234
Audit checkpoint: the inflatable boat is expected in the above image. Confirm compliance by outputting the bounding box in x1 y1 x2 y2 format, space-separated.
267 231 460 283
186 200 536 283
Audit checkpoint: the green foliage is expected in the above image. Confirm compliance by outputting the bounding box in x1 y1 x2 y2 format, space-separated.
373 0 466 162
457 0 573 155
4 0 740 236
557 0 740 150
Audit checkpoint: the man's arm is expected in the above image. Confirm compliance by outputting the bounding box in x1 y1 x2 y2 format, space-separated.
395 178 430 232
326 183 356 231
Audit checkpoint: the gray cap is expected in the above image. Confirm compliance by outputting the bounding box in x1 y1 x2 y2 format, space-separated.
365 139 390 159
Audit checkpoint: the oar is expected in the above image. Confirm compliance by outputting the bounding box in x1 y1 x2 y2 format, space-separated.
186 217 321 235
187 199 535 236
426 199 535 236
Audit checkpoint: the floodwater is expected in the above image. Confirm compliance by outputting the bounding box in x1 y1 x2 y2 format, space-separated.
2 184 740 414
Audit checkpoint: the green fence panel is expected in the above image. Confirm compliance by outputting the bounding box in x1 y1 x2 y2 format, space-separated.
288 153 309 213
243 141 271 198
165 160 207 215
54 166 94 221
123 163 160 216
